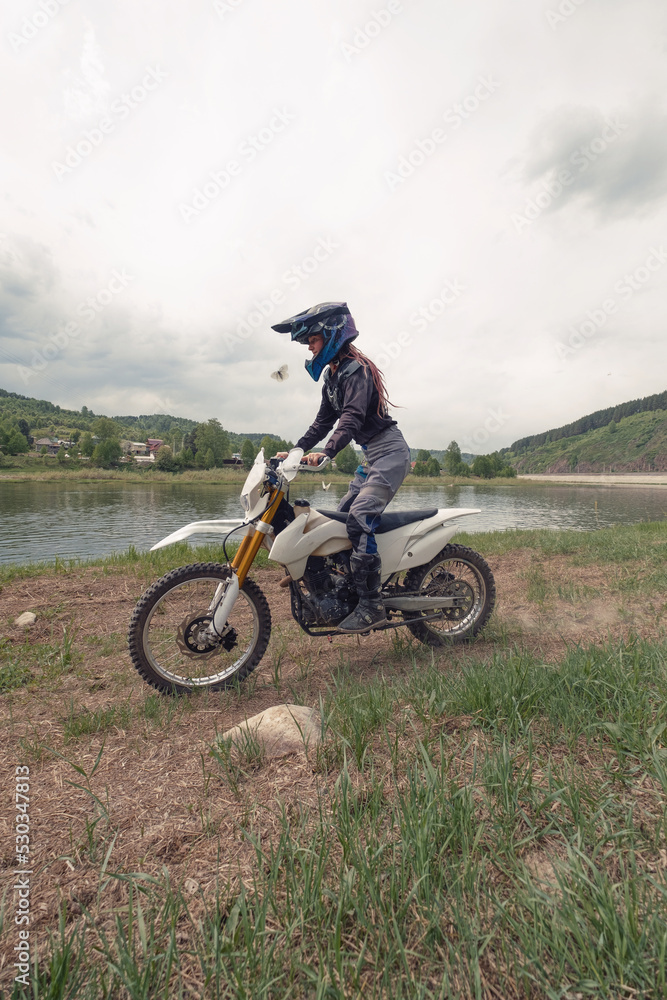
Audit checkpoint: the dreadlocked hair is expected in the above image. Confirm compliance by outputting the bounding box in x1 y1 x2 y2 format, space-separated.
338 343 397 417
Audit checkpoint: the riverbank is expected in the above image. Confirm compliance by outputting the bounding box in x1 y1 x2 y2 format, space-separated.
0 459 485 488
1 523 666 995
0 459 260 485
519 472 667 487
4 458 667 489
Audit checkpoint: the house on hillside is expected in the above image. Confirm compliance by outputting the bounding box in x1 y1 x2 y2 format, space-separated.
128 438 164 464
146 438 163 456
122 440 150 457
34 437 60 456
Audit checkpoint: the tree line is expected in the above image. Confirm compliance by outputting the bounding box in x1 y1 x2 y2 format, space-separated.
1 387 517 479
155 426 297 472
438 442 516 479
409 443 515 479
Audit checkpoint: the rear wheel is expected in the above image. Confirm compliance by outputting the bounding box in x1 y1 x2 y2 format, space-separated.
128 563 271 694
402 544 495 646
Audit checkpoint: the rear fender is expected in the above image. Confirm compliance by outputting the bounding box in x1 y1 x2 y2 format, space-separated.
386 508 481 574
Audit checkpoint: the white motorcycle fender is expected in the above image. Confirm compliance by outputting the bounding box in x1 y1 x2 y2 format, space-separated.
150 519 247 551
388 508 481 573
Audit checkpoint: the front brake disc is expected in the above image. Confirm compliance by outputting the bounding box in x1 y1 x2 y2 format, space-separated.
176 615 223 660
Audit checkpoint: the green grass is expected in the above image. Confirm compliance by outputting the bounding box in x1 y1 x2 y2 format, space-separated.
457 521 667 600
83 632 125 658
0 652 31 693
456 521 667 592
56 692 197 742
0 627 78 691
13 635 667 998
61 701 133 742
0 539 271 584
457 520 666 560
1 523 665 994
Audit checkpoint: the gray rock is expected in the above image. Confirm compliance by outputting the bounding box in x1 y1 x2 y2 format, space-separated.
221 704 321 758
15 612 37 627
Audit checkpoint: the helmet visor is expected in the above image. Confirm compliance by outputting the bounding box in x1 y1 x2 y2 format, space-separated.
290 320 321 344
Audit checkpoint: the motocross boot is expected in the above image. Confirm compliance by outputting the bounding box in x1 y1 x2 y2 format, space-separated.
337 553 387 633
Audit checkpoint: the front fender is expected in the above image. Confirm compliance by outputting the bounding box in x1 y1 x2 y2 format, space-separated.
150 519 247 551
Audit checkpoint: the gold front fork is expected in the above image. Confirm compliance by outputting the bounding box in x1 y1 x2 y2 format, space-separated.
231 488 284 586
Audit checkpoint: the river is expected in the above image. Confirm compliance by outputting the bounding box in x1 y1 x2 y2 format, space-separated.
0 478 665 566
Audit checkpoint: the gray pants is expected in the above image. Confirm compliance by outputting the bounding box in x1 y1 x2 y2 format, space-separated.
337 425 411 556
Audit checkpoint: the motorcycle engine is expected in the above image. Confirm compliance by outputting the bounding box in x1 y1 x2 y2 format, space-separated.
299 553 356 626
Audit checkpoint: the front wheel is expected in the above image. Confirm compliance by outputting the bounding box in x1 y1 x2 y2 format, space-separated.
128 563 271 694
402 544 495 646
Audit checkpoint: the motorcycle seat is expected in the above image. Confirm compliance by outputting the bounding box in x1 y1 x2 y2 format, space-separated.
316 508 438 534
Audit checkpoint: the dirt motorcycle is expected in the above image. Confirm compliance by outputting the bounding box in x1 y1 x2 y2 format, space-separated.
127 448 496 694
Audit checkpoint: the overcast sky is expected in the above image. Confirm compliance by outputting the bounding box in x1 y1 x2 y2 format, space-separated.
1 0 666 453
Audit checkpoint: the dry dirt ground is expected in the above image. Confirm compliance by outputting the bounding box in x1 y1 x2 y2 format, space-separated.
0 552 665 984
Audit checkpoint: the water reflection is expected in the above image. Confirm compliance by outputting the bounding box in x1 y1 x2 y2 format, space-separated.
0 479 664 565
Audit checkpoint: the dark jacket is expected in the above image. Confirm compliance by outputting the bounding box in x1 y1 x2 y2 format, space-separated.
296 357 396 459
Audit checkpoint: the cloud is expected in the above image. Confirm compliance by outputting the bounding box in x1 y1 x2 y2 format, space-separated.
0 238 57 302
514 100 667 221
1 0 667 450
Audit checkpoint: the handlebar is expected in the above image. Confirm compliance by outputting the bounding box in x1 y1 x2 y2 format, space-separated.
269 455 328 469
273 448 329 483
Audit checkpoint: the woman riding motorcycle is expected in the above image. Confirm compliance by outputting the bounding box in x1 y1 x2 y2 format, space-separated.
272 302 411 633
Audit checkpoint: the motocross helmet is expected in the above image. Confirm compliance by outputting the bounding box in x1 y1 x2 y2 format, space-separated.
271 302 359 382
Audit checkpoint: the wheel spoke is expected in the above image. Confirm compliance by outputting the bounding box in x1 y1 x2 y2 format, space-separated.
143 579 257 685
128 564 271 692
402 546 495 645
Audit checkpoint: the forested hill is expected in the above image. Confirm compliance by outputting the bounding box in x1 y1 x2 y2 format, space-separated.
504 396 667 474
0 387 456 457
509 390 667 454
0 388 274 451
0 387 198 438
